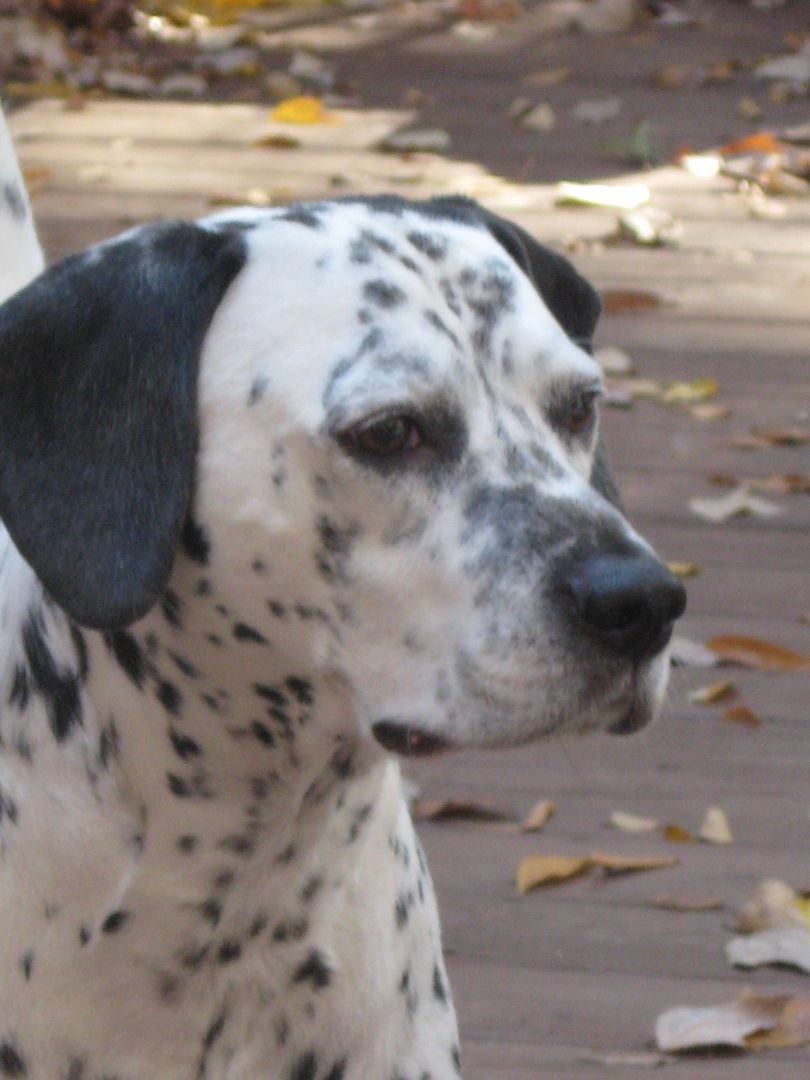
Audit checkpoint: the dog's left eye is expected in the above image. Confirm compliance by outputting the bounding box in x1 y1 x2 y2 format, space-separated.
566 389 600 437
351 415 422 455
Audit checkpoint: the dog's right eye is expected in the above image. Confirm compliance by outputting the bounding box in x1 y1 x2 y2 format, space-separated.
350 415 422 456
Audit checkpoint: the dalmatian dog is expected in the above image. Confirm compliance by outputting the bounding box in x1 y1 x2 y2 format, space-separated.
0 108 685 1079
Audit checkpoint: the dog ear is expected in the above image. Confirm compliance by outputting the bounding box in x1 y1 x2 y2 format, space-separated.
0 221 246 629
476 209 601 350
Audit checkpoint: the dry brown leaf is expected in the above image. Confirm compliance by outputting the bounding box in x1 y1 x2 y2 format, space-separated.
521 799 557 832
723 703 762 728
253 133 301 149
698 806 733 845
590 852 679 876
707 635 810 673
747 997 810 1049
650 893 724 912
754 473 810 495
516 854 590 894
609 811 658 834
670 636 720 668
720 132 785 155
581 1051 669 1067
723 426 810 449
411 798 510 823
651 63 689 89
601 289 665 315
662 824 694 844
688 680 736 705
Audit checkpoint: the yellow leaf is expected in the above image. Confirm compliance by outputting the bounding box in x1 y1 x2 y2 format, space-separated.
689 403 730 421
667 560 700 579
521 799 557 832
699 806 733 845
663 377 719 404
516 854 589 894
722 703 762 728
270 96 339 125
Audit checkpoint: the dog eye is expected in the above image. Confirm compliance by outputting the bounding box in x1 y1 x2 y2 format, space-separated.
351 415 422 455
566 389 600 436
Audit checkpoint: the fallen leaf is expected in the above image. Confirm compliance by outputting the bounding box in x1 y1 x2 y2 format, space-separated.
523 67 572 87
270 97 339 125
411 798 510 823
680 153 721 178
670 636 719 668
655 989 791 1052
698 806 733 845
755 53 810 84
688 403 730 421
253 133 301 149
617 207 682 247
661 824 694 844
651 64 689 89
663 377 718 405
650 894 724 912
556 182 650 210
605 376 664 400
737 96 764 121
516 854 590 894
688 681 736 705
609 811 658 834
666 561 700 579
521 799 557 832
727 927 810 974
735 879 810 933
581 1051 670 1067
601 289 664 315
571 97 622 125
688 487 784 523
748 997 810 1049
707 635 810 673
379 128 451 153
723 703 762 728
753 473 810 495
590 852 679 876
723 426 810 449
520 104 557 132
720 132 785 156
594 345 634 375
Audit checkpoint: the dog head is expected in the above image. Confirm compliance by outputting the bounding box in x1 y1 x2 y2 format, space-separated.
0 197 684 755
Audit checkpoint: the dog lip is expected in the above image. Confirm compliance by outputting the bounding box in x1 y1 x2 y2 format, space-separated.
371 720 453 758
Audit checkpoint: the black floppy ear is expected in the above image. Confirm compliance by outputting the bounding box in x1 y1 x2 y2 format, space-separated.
476 208 601 351
0 221 246 629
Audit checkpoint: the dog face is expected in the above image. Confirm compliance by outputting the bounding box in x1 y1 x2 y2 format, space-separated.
0 197 684 758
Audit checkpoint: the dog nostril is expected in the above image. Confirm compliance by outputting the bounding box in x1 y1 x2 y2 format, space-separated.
565 553 686 662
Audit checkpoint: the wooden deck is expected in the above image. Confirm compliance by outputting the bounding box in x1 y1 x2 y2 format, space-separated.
10 82 810 1079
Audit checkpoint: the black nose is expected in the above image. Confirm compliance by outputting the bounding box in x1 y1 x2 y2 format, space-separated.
564 553 686 663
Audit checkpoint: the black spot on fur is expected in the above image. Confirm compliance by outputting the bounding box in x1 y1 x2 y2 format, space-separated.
170 728 202 760
324 1063 346 1080
167 772 190 798
161 589 183 628
8 666 29 710
181 515 210 565
280 208 322 229
104 630 145 686
19 951 33 981
101 910 130 934
157 679 183 715
300 875 322 903
177 834 199 854
292 950 331 990
251 719 275 747
168 650 200 680
248 374 269 406
288 1053 317 1080
432 963 447 1003
2 181 26 222
0 1041 26 1077
394 895 409 929
22 612 82 741
233 623 268 645
363 279 405 308
286 676 314 706
217 939 241 964
0 788 19 825
407 230 447 261
272 917 308 943
254 683 288 707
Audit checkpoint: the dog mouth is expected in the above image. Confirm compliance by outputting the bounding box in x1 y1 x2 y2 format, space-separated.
371 720 454 759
